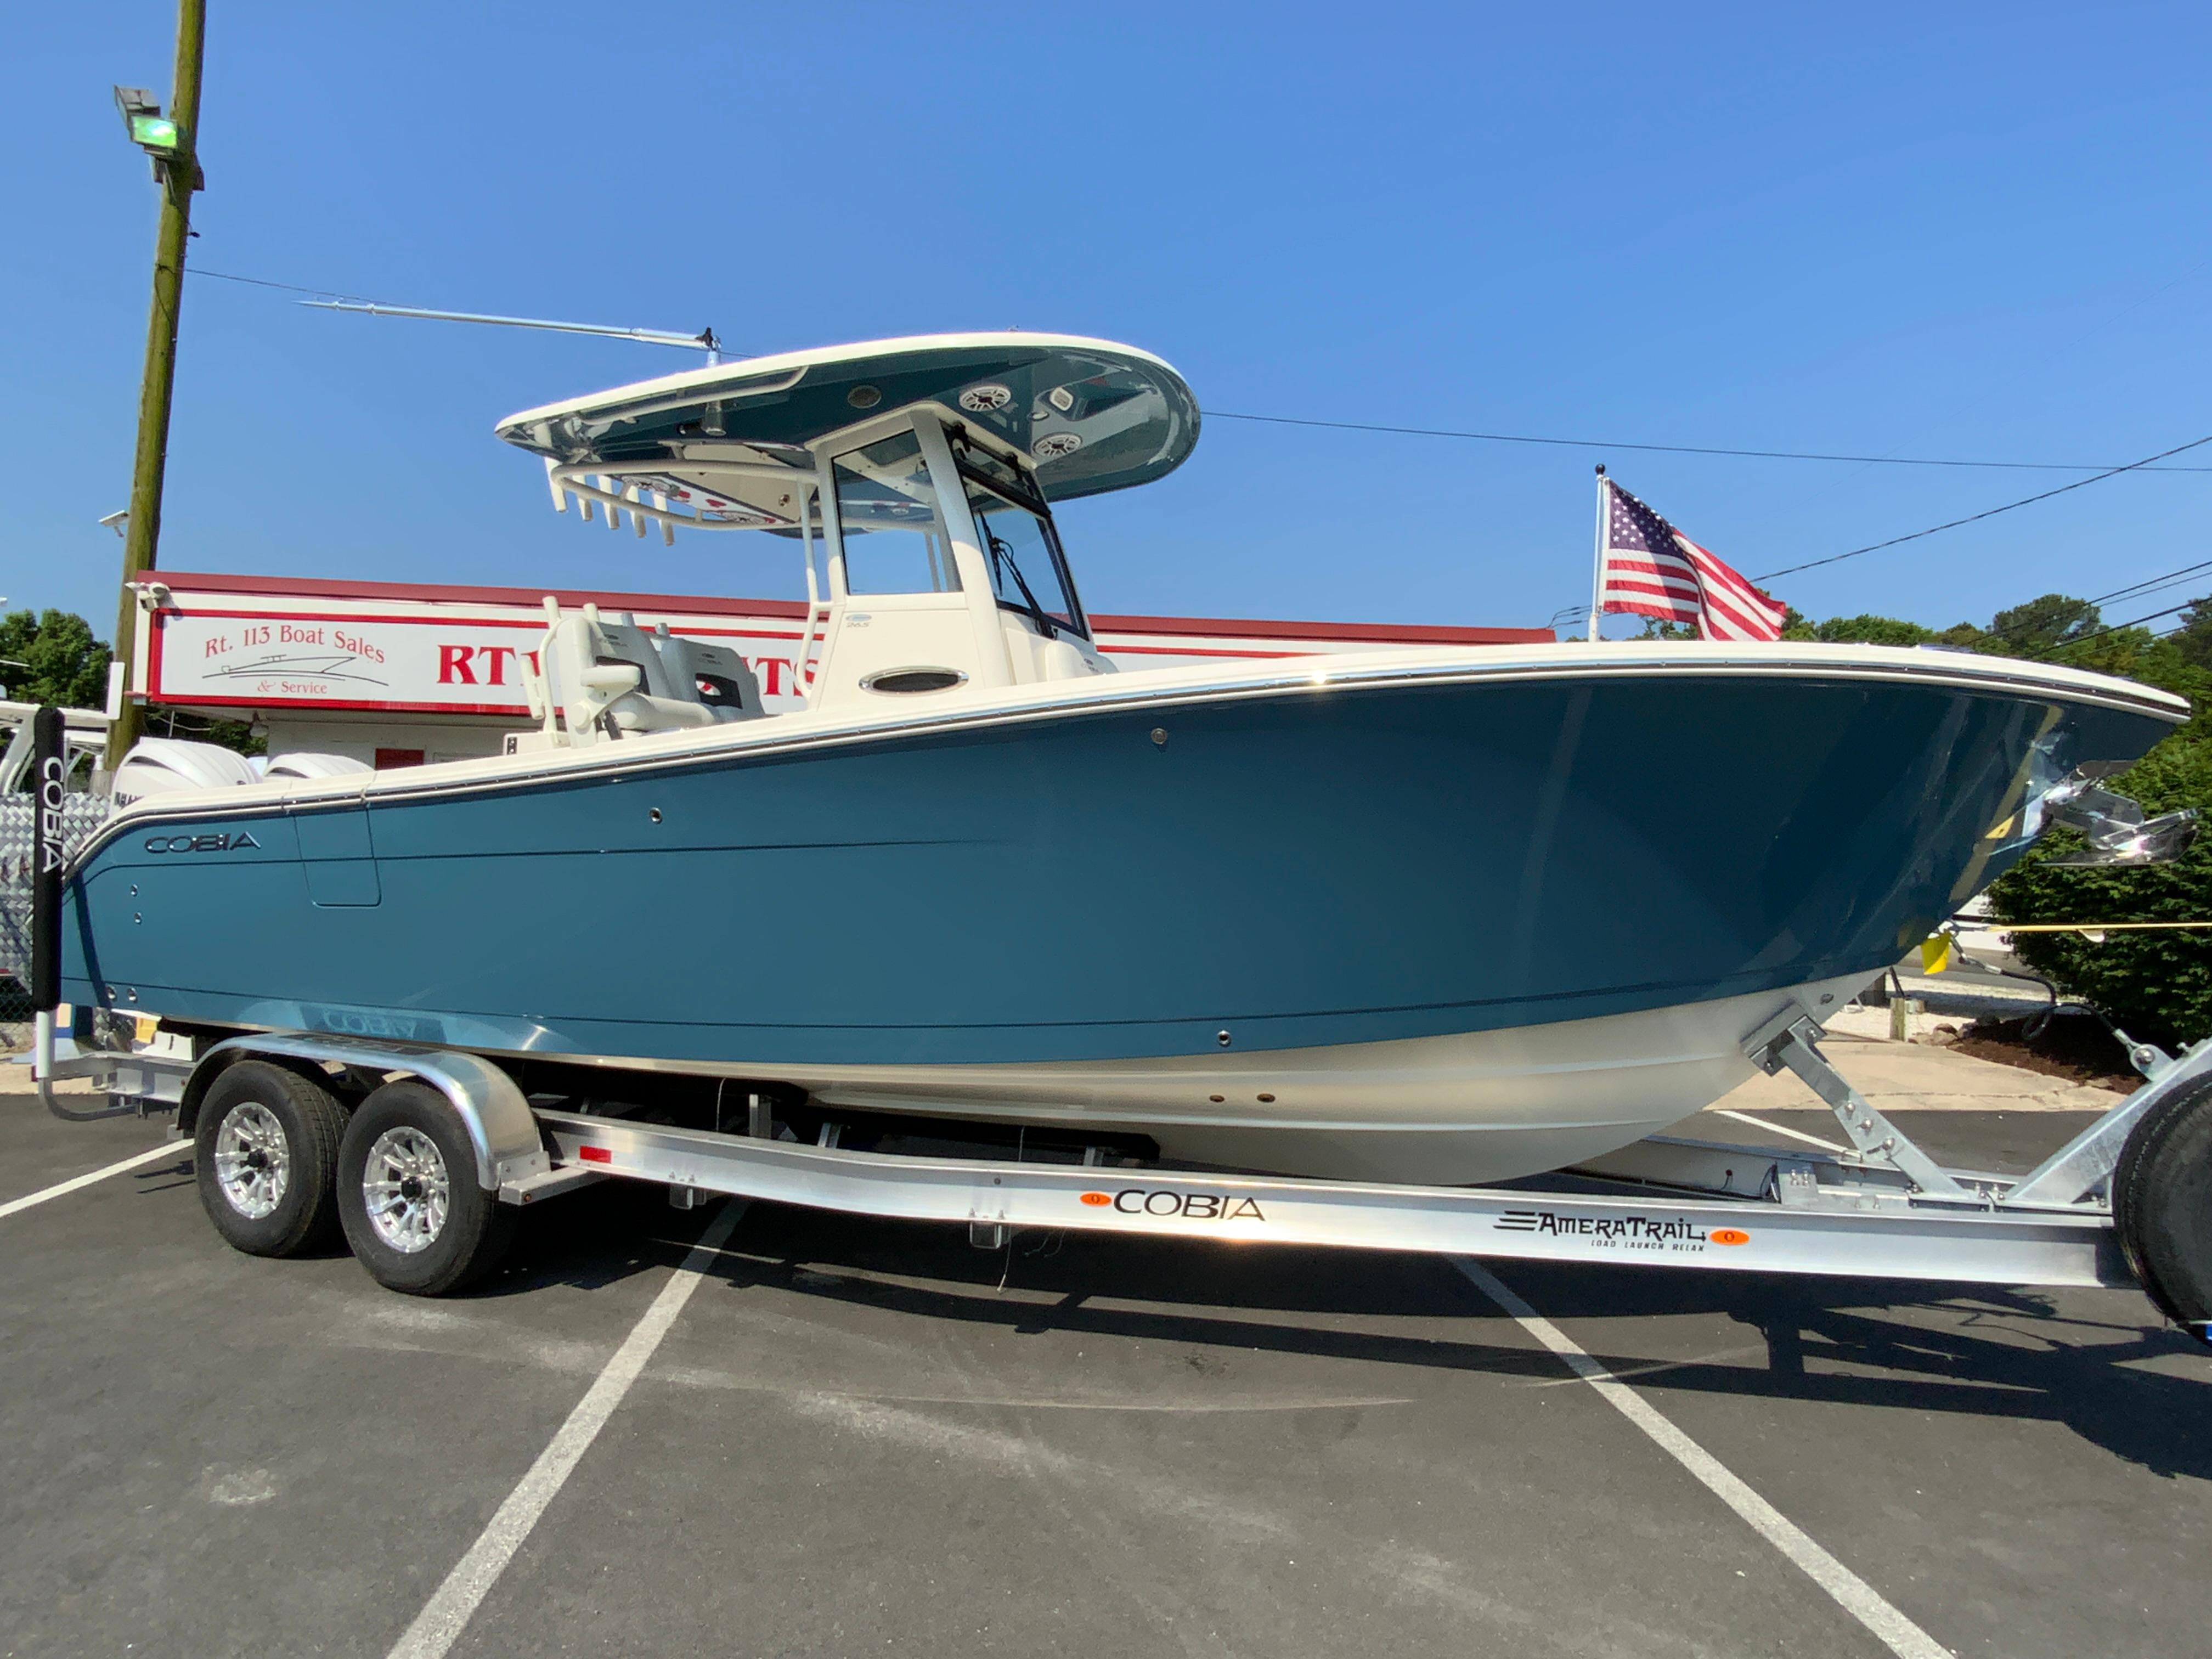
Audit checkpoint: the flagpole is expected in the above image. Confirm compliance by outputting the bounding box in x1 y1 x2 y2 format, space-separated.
1588 464 1607 642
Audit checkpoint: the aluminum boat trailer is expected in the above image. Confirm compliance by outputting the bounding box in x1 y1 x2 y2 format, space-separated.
31 1005 2212 1339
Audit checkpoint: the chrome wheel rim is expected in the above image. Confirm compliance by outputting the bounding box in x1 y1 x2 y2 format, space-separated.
212 1103 290 1219
362 1128 449 1255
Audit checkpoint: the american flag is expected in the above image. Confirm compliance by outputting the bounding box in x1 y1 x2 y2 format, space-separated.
1598 480 1787 642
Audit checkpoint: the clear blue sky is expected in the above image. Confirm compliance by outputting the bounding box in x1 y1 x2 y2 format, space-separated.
5 2 2209 639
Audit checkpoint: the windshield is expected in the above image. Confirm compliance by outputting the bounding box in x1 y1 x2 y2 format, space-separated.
831 430 962 595
961 469 1086 640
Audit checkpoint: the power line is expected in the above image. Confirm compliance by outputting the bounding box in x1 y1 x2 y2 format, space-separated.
1972 557 2212 646
2030 601 2197 656
2106 600 2198 636
2084 560 2212 610
1754 433 2212 582
188 267 341 297
1207 409 2212 473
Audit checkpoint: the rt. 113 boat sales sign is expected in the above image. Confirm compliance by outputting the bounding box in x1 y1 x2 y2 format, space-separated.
136 571 1550 719
142 588 824 716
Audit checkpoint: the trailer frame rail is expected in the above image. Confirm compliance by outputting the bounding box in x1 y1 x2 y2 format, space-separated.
30 1002 2212 1301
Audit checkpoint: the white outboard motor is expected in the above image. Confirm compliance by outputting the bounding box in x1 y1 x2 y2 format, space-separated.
263 752 375 782
110 738 259 807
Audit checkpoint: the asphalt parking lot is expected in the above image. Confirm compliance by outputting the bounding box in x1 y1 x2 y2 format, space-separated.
3 1097 2208 1659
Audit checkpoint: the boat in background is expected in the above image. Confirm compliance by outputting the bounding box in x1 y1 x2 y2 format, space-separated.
57 332 2193 1184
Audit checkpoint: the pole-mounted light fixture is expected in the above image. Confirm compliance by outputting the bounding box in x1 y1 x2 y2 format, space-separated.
113 85 182 179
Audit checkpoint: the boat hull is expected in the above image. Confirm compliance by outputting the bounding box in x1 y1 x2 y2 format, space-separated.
715 969 1872 1183
60 657 2172 1181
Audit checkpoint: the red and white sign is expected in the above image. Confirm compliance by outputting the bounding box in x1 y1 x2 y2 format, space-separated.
140 571 1550 718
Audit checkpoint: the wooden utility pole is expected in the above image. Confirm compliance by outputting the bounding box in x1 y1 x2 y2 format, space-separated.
105 0 206 769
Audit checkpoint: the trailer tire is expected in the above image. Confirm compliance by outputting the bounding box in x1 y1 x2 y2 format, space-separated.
337 1080 517 1296
194 1060 347 1258
2113 1075 2212 1340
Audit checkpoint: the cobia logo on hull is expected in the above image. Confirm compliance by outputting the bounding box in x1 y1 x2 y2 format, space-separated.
144 831 262 854
1080 1188 1266 1221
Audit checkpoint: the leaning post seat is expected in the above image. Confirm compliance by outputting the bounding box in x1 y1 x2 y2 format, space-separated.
644 623 765 721
522 598 764 746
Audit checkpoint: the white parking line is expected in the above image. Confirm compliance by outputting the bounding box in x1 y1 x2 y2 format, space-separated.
0 1143 180 1221
1712 1108 1852 1154
1452 1258 1950 1659
386 1200 748 1659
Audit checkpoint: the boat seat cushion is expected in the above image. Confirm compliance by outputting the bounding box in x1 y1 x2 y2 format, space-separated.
647 630 764 721
540 607 765 741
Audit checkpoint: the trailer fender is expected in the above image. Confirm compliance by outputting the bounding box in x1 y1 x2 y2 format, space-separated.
184 1035 550 1192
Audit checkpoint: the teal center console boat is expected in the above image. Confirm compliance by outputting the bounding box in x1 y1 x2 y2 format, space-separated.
56 334 2192 1184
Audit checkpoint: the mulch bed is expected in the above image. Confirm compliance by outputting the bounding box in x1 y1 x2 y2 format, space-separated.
1939 1012 2144 1093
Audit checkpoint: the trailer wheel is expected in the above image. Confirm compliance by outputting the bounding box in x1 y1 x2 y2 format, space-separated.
336 1080 516 1296
2113 1075 2212 1341
194 1061 347 1258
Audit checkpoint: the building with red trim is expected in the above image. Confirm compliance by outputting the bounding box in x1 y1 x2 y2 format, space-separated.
132 571 1553 766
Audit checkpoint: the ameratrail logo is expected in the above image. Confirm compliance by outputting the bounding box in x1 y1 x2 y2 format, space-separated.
1494 1210 1750 1250
1079 1188 1266 1222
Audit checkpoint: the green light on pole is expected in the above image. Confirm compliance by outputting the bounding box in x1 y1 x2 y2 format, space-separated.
127 112 179 155
112 86 180 163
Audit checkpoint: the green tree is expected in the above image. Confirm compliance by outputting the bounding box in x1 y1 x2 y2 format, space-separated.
1814 613 1940 646
1778 606 1980 647
1979 592 2102 657
2167 596 2212 673
0 610 111 709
